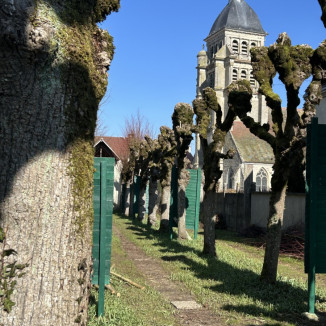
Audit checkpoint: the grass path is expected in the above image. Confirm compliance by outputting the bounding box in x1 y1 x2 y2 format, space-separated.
88 215 326 325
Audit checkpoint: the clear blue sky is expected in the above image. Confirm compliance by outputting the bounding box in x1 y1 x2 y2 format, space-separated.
98 0 324 138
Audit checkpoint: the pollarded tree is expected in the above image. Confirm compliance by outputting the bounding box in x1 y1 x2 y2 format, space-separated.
172 103 195 240
227 32 322 283
135 136 155 222
147 137 161 226
0 0 119 324
193 87 236 257
121 134 141 218
157 126 177 232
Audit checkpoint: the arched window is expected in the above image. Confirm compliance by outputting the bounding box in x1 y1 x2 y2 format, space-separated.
241 70 247 79
256 168 268 192
228 168 234 189
241 41 248 54
232 69 238 81
232 40 239 53
250 71 255 86
251 42 257 48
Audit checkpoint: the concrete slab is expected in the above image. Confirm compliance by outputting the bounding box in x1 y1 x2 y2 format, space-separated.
171 300 202 310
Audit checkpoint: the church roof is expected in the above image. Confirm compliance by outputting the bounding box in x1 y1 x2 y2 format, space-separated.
209 0 266 36
230 121 274 164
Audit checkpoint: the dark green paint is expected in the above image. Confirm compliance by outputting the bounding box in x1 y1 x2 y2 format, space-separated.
92 157 114 317
305 117 326 314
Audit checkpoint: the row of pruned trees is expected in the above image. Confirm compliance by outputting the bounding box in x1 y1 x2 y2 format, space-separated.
120 24 326 287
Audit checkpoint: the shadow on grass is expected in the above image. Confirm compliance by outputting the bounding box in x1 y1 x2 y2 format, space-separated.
116 215 324 326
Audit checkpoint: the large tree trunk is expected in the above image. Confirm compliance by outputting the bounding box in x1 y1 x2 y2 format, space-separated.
137 184 147 222
0 1 118 324
160 184 171 232
260 176 287 283
148 178 159 226
202 191 217 257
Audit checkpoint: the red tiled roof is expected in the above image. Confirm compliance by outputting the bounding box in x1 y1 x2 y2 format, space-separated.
230 121 274 163
94 136 130 161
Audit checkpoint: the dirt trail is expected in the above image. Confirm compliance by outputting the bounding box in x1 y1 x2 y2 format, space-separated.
113 225 223 326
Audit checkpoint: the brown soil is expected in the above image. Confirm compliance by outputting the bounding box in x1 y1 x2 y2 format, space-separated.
113 225 223 326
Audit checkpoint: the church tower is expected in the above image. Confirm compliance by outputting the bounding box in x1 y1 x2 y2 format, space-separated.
196 0 268 131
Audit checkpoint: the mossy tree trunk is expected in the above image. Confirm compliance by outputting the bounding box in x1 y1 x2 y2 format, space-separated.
177 169 191 240
137 183 147 222
157 127 177 233
172 103 195 241
193 88 236 257
123 181 131 216
227 33 324 283
0 0 119 324
160 178 172 232
148 177 159 226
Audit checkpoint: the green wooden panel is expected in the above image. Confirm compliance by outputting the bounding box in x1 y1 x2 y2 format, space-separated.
92 157 114 287
305 119 326 274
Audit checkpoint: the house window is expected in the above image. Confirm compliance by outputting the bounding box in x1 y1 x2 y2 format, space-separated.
241 70 247 79
256 168 268 192
232 40 239 53
250 71 255 86
241 41 248 54
232 69 238 81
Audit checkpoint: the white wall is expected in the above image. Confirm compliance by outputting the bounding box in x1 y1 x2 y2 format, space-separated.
251 192 305 229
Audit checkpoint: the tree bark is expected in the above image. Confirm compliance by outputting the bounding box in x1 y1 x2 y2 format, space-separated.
129 180 135 218
159 185 171 232
137 185 147 222
123 181 131 216
177 169 191 240
148 178 159 226
0 1 118 324
261 182 287 283
202 191 217 257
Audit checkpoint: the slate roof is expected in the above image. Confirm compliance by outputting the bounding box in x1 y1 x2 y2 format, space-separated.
230 121 274 164
209 0 266 36
94 136 129 161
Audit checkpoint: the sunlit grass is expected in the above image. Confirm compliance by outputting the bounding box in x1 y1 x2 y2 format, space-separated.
112 214 326 325
87 228 178 326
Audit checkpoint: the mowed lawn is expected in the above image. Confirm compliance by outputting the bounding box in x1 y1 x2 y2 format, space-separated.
88 215 326 325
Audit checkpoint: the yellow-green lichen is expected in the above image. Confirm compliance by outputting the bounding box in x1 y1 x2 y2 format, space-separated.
67 139 95 238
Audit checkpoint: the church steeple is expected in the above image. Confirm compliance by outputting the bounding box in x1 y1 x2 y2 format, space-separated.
196 0 268 125
210 0 266 36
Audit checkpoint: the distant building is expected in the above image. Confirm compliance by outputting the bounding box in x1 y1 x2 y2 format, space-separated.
195 0 274 192
94 136 129 208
